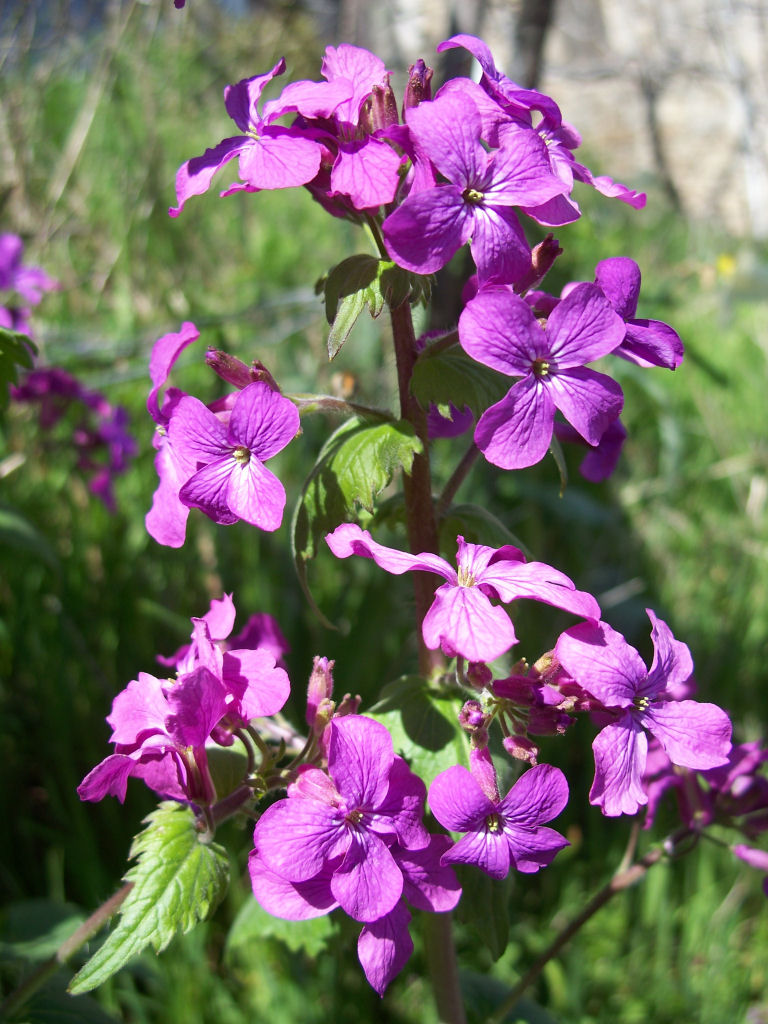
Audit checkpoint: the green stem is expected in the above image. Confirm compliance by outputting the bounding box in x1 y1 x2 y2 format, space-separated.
422 912 467 1024
0 882 133 1020
486 830 692 1023
436 442 480 519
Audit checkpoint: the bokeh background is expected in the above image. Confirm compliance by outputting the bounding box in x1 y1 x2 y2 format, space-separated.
1 1 767 1021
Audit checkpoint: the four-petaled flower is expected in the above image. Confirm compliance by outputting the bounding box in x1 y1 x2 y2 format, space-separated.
326 523 600 663
555 610 732 816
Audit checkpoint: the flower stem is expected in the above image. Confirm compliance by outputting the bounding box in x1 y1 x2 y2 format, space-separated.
0 882 133 1020
486 829 692 1023
422 912 468 1024
436 442 480 519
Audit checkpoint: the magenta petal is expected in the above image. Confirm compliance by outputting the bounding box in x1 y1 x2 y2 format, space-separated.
429 765 494 831
255 799 348 882
179 457 240 522
396 836 462 913
331 830 403 922
321 43 388 126
170 136 247 217
645 609 694 697
169 395 229 463
223 648 290 719
590 717 648 816
373 757 429 851
202 593 236 641
641 700 731 770
500 763 569 824
237 130 322 189
383 185 473 275
248 849 337 920
505 823 569 873
442 828 511 879
331 138 402 209
621 319 684 370
405 91 485 185
358 902 413 996
225 458 287 531
478 559 600 622
223 62 287 130
594 257 640 319
546 283 625 365
555 620 645 707
422 583 517 662
460 285 544 375
470 204 532 283
147 322 199 424
164 667 228 747
107 672 169 746
325 523 455 580
78 753 137 803
146 438 193 547
548 368 624 446
228 382 299 460
474 377 554 470
327 716 393 809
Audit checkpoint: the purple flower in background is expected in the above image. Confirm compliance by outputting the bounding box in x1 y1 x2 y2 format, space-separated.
1 233 59 336
554 418 628 483
382 90 567 283
555 610 732 816
170 59 351 216
168 380 299 532
429 759 569 878
254 715 429 922
459 282 625 469
326 524 600 663
593 257 684 369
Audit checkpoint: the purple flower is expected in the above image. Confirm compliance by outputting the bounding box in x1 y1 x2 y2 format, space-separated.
168 380 299 532
382 90 567 283
555 611 732 816
254 715 429 922
429 759 569 878
78 666 228 805
325 524 600 663
594 257 684 369
459 282 625 469
436 35 645 223
553 418 628 483
170 59 351 216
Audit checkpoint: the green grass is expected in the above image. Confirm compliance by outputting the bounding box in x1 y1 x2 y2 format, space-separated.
1 3 767 1022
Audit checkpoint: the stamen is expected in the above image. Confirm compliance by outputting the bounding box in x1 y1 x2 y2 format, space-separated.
463 187 484 205
486 812 501 833
233 445 251 465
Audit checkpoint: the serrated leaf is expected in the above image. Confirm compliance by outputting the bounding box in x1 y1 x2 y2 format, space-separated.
291 417 422 616
368 675 466 791
226 897 336 960
455 866 512 961
323 255 430 358
411 349 509 419
69 802 229 994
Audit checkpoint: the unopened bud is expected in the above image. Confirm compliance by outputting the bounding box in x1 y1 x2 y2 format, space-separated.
465 661 492 690
369 77 399 130
206 349 280 392
502 734 539 765
458 699 488 732
513 234 563 295
335 692 362 717
306 656 335 728
403 59 433 112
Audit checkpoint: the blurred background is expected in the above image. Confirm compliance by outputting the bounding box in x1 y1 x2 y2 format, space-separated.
1 1 767 1022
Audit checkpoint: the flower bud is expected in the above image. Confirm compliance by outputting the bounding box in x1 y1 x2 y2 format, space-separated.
306 656 335 728
502 734 540 766
403 59 433 112
368 77 399 131
513 234 563 295
458 699 489 732
206 349 280 392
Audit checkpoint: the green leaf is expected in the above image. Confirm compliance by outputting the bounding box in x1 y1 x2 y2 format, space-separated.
455 866 512 962
291 417 422 616
226 896 336 961
0 900 85 962
323 255 430 359
411 349 509 419
0 507 61 571
0 327 36 409
69 802 229 994
548 433 568 496
368 675 466 791
438 503 531 557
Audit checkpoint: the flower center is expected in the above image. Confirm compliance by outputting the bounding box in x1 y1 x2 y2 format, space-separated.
345 808 365 827
485 812 502 834
463 187 484 205
633 695 651 712
457 566 476 587
233 445 251 465
532 358 550 378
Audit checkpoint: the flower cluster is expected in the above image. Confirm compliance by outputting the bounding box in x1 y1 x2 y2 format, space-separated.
78 595 289 806
251 713 461 994
11 366 136 510
0 233 58 337
145 322 300 546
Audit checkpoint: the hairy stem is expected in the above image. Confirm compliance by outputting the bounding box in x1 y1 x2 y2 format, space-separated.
487 833 688 1023
0 882 133 1020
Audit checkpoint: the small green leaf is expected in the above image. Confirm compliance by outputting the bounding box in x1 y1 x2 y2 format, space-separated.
226 897 336 960
291 417 422 614
0 327 36 409
323 255 430 358
69 803 229 994
548 433 568 495
411 349 509 419
438 504 531 558
368 675 466 790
